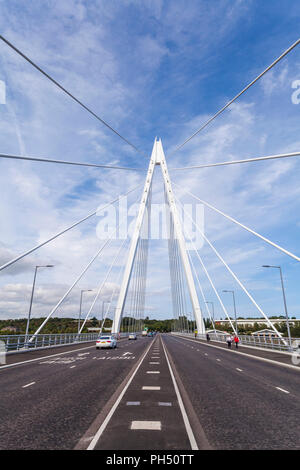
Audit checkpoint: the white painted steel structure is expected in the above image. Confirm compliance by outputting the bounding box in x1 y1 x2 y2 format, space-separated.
1 35 299 346
112 138 206 335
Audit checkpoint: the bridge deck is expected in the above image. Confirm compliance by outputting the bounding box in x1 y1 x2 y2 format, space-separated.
0 333 299 450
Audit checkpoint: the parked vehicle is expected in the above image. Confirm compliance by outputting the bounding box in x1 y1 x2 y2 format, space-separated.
96 335 117 349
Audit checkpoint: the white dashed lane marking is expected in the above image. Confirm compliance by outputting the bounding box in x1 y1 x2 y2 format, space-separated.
126 401 141 406
236 368 243 372
158 402 172 407
22 382 35 388
149 362 160 364
130 421 161 430
276 387 290 394
146 371 160 374
70 365 76 369
142 386 161 390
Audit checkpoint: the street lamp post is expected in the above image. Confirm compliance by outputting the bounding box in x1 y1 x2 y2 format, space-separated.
223 290 238 335
101 301 110 323
205 301 216 333
25 265 54 344
78 289 92 334
262 265 292 349
100 301 110 333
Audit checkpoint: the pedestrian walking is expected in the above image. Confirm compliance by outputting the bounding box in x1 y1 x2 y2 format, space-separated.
226 334 232 348
206 333 210 342
234 335 239 349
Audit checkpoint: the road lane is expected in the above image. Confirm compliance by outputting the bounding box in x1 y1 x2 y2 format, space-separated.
181 334 300 368
91 334 200 450
163 334 300 450
1 341 100 367
0 337 151 449
171 335 300 397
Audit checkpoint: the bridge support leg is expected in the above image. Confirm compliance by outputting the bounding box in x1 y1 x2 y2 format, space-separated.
112 138 205 335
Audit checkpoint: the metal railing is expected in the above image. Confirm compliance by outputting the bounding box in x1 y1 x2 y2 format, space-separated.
0 332 99 352
0 331 146 353
172 331 300 353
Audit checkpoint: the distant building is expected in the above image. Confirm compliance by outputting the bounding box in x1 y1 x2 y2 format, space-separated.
1 326 17 333
87 327 112 332
205 329 228 337
251 329 279 337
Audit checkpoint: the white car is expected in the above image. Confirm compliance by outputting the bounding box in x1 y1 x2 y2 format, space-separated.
128 333 137 340
96 335 117 349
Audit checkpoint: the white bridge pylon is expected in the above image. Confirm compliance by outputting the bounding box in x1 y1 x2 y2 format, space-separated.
112 138 206 335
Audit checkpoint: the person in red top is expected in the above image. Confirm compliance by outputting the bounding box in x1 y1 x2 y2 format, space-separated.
233 335 239 349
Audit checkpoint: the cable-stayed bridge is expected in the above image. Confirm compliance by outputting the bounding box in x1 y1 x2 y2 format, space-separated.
0 36 300 451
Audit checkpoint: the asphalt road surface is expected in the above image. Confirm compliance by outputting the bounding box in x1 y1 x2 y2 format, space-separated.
162 334 300 450
0 337 150 450
0 334 299 450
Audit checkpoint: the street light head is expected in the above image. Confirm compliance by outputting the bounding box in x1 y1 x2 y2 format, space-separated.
46 265 54 268
262 265 280 269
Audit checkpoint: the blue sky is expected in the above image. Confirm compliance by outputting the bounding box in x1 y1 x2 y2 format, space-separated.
0 0 300 323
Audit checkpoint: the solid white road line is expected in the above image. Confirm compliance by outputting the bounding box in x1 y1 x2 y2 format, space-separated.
22 382 35 388
130 421 161 430
142 386 161 390
87 339 154 450
276 387 290 394
161 337 198 451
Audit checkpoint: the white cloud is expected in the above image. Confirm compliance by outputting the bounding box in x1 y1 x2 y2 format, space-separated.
0 1 299 324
